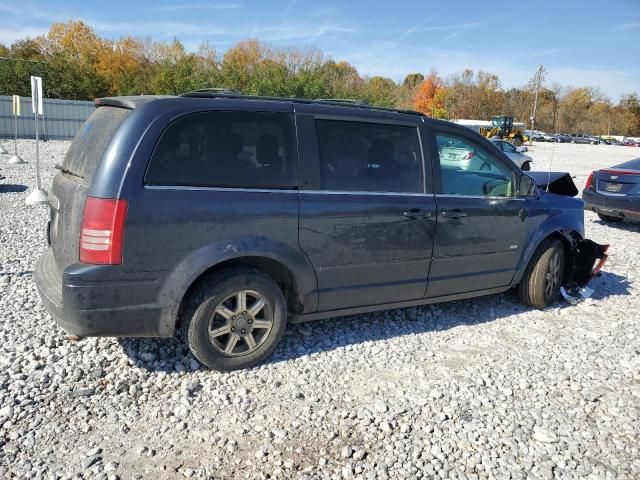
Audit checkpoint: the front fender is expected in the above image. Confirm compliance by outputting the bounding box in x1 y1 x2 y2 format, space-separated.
512 211 584 285
156 235 318 335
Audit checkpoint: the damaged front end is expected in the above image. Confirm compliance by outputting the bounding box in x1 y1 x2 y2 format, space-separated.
528 171 579 197
562 238 609 302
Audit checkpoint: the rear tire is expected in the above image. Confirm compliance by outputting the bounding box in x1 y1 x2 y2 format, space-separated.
597 212 623 223
185 267 288 371
518 238 565 309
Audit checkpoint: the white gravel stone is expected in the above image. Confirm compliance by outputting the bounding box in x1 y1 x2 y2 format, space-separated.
0 140 639 478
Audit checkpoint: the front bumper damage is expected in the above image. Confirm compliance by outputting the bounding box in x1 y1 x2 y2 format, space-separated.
562 239 609 301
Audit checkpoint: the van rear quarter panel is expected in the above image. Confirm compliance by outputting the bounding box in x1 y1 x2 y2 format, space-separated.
105 99 318 315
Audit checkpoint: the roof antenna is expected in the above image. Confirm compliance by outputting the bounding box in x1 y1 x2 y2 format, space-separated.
546 135 557 192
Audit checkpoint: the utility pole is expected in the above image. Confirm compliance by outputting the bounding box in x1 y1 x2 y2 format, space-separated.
529 65 545 147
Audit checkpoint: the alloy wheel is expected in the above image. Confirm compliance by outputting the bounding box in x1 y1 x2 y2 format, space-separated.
207 290 273 356
545 252 561 298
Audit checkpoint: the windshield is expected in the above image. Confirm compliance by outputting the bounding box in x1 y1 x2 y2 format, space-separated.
616 158 640 170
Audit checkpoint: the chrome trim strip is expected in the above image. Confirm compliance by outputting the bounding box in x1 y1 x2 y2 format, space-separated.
144 185 299 193
299 190 434 197
435 194 526 201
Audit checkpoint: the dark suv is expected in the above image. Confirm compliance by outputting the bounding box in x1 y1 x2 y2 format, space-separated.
35 92 607 371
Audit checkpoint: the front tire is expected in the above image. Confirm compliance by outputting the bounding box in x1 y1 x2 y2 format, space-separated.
519 238 565 309
186 267 288 371
597 212 623 223
521 161 531 171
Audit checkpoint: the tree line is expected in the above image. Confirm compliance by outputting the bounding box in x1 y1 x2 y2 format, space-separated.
1 21 638 136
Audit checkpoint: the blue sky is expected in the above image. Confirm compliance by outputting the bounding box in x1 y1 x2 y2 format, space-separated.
1 0 639 100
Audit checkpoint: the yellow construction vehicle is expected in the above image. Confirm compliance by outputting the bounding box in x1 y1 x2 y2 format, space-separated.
480 115 527 146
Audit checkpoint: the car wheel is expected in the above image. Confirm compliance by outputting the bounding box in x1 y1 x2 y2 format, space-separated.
185 267 287 371
597 212 623 223
518 238 565 309
521 161 531 171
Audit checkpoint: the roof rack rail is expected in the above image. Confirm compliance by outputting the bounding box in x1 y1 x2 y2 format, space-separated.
315 98 370 106
178 89 427 117
182 88 241 96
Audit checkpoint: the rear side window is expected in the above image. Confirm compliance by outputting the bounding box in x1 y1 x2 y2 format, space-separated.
315 119 423 193
63 106 129 185
145 111 297 189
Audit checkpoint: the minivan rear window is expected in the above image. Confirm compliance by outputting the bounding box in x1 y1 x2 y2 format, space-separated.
145 111 297 190
62 106 130 185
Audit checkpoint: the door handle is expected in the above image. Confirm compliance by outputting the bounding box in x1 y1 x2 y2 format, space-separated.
441 209 468 219
403 208 432 219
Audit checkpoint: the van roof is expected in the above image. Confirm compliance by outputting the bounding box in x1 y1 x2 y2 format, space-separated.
94 90 428 118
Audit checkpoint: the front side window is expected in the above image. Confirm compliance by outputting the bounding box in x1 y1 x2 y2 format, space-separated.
436 134 514 197
315 119 423 193
145 111 297 189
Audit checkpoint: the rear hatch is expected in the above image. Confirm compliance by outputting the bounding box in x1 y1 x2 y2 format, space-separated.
49 106 131 273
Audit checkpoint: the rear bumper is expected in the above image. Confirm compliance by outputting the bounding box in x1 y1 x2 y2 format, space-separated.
34 248 173 337
582 189 640 220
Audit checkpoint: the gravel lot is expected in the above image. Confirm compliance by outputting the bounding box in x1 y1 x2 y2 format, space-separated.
1 139 639 480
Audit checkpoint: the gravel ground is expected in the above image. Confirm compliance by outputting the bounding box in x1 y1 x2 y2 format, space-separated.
1 139 639 480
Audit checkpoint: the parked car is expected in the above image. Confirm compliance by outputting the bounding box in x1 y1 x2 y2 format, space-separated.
34 92 608 371
489 139 533 170
583 157 640 222
623 139 639 147
551 133 571 143
570 134 592 144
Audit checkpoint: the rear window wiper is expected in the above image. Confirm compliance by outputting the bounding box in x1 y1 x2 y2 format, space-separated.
55 164 84 179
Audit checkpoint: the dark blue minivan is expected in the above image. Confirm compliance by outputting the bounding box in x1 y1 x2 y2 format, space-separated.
35 91 607 371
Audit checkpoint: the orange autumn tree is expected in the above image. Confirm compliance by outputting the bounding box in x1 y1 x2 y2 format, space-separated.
413 71 447 118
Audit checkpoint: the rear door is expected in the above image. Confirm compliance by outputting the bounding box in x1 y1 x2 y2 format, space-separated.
296 106 436 311
427 127 529 298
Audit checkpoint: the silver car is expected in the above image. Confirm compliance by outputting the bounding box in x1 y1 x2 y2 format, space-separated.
490 139 533 171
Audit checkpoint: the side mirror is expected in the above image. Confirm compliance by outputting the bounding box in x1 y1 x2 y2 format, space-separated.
516 146 528 153
518 174 536 197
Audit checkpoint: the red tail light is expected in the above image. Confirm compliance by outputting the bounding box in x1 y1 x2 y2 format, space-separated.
600 169 638 176
585 171 595 189
465 152 476 160
80 197 128 265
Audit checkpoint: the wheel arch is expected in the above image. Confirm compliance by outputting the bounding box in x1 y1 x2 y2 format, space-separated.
176 256 304 329
513 227 582 286
155 238 319 336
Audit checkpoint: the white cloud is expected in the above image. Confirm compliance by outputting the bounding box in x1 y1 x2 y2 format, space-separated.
527 48 563 60
337 42 639 99
617 20 640 29
90 19 228 37
252 23 357 42
154 3 242 11
0 25 48 45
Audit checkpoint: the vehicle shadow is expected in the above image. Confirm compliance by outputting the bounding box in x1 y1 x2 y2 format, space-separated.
119 270 631 374
593 219 640 232
0 184 28 194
